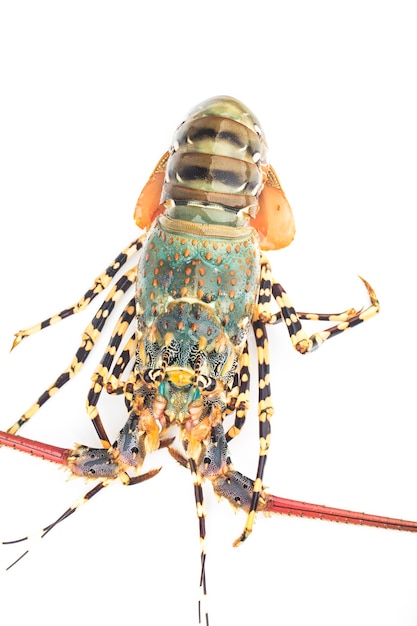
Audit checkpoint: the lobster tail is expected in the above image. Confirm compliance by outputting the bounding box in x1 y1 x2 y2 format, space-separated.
161 96 268 217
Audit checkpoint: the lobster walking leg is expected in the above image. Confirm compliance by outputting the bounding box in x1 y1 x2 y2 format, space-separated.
256 254 377 330
271 277 380 353
86 296 137 447
6 267 137 436
225 256 274 444
12 238 143 349
234 318 273 545
105 333 137 396
224 341 250 442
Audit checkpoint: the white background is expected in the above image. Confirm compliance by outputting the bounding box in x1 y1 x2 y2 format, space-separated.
0 2 416 625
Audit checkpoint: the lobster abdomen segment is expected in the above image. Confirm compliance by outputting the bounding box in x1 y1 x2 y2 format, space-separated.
162 96 268 215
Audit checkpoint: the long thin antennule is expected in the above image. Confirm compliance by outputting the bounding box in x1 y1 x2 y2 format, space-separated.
189 458 209 626
198 553 209 626
1 482 107 572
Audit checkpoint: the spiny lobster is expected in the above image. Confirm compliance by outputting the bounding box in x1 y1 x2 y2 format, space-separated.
1 96 416 625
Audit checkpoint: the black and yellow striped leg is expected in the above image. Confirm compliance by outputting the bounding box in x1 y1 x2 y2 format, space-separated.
256 253 379 332
256 255 274 322
12 238 143 349
104 334 137 414
7 267 137 435
223 257 272 443
225 341 250 443
106 333 137 391
269 308 360 325
172 423 268 516
257 255 365 326
233 318 273 546
272 277 380 353
267 284 365 327
189 458 209 626
225 370 239 417
87 297 137 447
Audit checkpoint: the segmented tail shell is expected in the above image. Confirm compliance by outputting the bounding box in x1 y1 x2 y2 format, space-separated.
134 96 296 251
161 96 268 214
